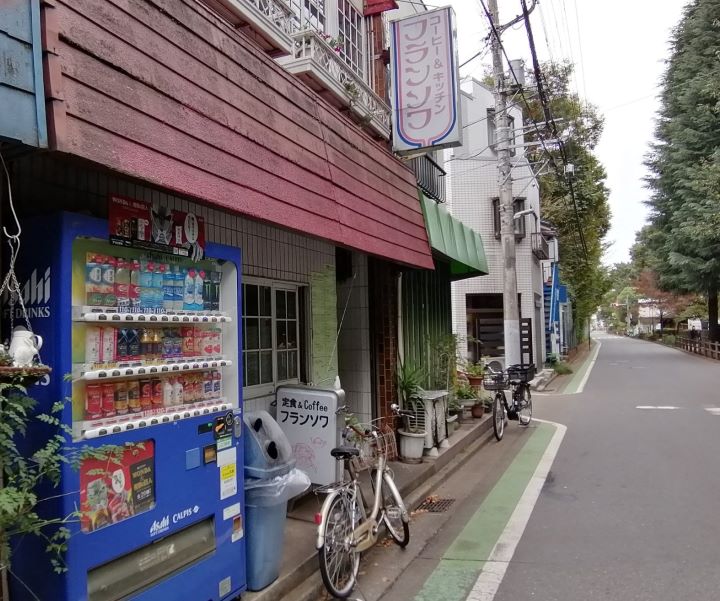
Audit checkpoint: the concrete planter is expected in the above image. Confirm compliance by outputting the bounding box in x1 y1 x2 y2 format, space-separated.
398 429 426 463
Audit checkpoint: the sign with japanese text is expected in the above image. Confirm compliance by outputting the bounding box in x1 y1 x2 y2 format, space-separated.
109 196 206 260
390 7 462 154
276 386 343 486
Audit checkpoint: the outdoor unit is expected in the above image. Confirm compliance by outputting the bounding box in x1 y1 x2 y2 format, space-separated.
408 391 450 458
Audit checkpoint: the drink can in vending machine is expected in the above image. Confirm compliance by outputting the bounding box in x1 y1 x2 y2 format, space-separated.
203 371 213 400
151 378 163 408
85 326 102 364
212 370 222 398
115 382 129 415
102 327 116 364
127 380 141 413
139 379 153 410
181 326 195 357
101 383 117 417
85 384 103 420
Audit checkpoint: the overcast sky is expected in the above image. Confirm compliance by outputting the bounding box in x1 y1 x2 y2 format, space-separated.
448 0 688 265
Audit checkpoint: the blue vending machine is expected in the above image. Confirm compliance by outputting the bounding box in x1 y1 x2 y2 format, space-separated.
9 212 246 601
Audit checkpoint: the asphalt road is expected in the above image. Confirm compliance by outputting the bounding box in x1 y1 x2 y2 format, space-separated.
495 334 720 601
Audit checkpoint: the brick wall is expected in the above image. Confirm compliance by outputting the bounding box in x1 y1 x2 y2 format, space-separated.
369 257 399 419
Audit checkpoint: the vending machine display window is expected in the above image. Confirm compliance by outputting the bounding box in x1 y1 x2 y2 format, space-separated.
71 238 239 441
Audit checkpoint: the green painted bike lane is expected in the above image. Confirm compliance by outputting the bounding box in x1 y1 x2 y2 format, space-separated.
413 422 557 601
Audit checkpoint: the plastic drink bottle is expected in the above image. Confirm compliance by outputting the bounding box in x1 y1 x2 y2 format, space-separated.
184 269 196 311
194 270 205 311
163 264 174 311
115 259 130 310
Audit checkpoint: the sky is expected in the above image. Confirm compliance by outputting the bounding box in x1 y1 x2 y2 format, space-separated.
447 0 689 265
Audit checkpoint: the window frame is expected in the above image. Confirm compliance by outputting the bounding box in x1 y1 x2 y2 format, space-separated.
492 197 527 240
242 276 303 399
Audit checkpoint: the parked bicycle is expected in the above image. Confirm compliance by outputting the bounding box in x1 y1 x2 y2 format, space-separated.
483 363 535 441
316 404 410 598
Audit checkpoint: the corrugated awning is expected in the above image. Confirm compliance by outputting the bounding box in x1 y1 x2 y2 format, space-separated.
420 192 488 280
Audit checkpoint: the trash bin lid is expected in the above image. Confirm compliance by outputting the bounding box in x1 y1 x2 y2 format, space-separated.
243 410 296 479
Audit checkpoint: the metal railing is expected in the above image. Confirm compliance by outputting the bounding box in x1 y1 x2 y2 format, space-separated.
280 29 391 138
409 155 446 203
531 232 550 260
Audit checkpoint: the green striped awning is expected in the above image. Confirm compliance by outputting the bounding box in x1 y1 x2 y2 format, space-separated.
419 192 488 280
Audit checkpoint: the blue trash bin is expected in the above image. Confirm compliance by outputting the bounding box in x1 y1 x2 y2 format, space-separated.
243 411 303 591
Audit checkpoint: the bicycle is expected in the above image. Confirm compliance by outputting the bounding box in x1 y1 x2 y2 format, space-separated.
483 363 535 441
315 404 410 598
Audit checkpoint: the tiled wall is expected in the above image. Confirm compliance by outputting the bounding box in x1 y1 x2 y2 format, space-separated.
337 253 372 424
10 154 337 413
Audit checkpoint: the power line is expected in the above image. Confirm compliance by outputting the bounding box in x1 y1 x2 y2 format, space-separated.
571 0 589 103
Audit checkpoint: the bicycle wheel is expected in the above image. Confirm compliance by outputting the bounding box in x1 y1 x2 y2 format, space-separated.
518 384 532 426
493 392 505 441
318 493 361 598
380 473 409 547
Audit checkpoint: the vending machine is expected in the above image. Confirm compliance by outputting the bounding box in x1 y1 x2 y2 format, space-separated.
9 211 246 601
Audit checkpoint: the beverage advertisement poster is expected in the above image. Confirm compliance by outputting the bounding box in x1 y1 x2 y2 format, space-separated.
109 196 206 260
79 440 156 533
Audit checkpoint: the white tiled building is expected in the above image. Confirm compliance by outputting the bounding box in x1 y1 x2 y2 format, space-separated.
445 78 546 368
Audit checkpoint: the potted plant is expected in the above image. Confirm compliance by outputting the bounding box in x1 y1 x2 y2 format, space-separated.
453 381 478 422
396 361 426 463
464 361 485 388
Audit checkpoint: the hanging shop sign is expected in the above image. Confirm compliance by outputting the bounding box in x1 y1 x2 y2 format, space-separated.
390 6 462 155
109 196 206 260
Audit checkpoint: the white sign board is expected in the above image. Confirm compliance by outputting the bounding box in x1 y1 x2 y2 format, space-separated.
390 6 462 155
276 386 343 485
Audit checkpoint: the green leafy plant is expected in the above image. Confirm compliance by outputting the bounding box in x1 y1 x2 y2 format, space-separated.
396 361 424 407
553 361 573 375
453 381 478 402
0 380 124 592
464 361 485 378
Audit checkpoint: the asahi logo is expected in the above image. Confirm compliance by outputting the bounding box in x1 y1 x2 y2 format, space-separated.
149 515 170 537
2 267 51 319
149 505 198 537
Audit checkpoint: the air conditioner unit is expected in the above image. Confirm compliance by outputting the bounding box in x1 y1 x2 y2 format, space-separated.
485 356 505 374
407 391 450 458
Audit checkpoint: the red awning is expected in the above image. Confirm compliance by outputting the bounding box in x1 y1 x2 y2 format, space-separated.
42 0 433 270
364 0 399 17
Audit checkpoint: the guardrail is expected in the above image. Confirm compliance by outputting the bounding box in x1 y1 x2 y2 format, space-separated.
676 336 720 360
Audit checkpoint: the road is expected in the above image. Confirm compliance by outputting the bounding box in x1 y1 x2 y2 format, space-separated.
361 335 720 601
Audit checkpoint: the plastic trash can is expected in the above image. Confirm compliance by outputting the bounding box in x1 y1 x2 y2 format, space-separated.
243 411 309 591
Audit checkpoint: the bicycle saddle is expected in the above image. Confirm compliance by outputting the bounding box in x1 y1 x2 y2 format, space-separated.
330 446 360 460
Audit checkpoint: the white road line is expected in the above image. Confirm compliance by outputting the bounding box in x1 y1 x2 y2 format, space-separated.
575 339 602 394
636 406 680 410
704 408 720 415
465 420 567 601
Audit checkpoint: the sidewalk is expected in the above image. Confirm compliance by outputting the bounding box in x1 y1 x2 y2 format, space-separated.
241 415 494 601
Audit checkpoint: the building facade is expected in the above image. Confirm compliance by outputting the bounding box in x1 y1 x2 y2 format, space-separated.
445 77 545 369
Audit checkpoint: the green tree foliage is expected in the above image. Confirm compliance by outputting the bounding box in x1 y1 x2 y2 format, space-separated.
525 61 612 338
645 0 720 340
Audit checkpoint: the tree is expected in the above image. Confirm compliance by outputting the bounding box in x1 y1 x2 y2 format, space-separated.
524 61 612 340
645 0 720 340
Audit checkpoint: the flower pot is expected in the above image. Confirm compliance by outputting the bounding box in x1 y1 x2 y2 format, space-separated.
471 403 485 418
467 376 483 388
398 429 426 464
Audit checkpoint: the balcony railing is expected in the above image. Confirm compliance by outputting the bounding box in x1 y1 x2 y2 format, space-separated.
201 0 294 56
277 30 391 139
409 155 446 203
531 232 551 260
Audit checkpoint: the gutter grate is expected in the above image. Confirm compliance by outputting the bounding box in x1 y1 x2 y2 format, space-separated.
415 497 456 513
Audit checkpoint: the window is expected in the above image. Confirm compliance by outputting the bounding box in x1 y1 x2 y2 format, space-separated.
337 0 364 77
492 197 526 240
243 280 301 393
290 0 326 32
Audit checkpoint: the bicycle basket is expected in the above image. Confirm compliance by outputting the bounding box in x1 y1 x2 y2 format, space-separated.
506 364 536 383
482 372 509 391
346 422 397 471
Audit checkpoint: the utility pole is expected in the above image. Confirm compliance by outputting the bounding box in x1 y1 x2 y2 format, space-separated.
488 0 521 367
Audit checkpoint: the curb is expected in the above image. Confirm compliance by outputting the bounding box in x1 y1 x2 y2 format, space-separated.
242 417 494 601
